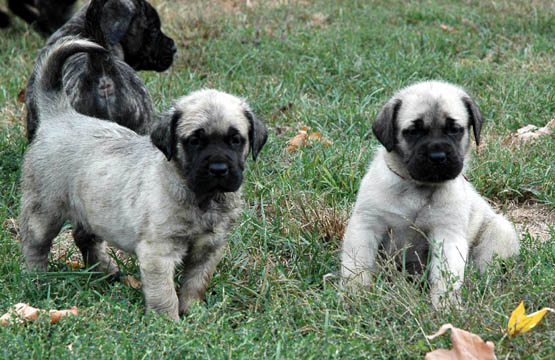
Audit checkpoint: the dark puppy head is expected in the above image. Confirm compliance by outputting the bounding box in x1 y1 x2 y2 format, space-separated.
372 81 483 183
151 90 268 206
85 0 176 72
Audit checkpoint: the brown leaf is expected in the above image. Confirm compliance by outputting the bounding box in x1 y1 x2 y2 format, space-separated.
122 275 142 289
271 102 294 121
17 88 26 103
1 303 41 325
2 218 19 237
308 132 321 141
49 307 78 324
425 324 496 360
506 119 554 145
287 130 308 151
1 303 78 326
66 260 84 269
440 24 455 32
308 132 333 146
311 12 329 26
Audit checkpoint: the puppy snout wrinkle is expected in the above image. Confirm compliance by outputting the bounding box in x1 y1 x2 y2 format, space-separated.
209 163 229 177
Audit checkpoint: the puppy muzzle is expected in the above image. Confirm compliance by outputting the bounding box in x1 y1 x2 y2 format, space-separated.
189 158 244 196
406 142 463 183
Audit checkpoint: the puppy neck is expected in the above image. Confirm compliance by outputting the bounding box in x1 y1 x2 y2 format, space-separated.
381 148 412 181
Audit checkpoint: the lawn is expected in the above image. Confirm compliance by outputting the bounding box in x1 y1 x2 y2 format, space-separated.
0 0 553 358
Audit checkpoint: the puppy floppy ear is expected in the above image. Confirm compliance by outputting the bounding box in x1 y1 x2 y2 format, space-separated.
462 96 483 146
151 110 181 161
94 0 135 46
245 110 268 161
372 98 402 152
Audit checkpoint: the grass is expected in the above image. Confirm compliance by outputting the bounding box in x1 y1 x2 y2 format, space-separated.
0 0 553 358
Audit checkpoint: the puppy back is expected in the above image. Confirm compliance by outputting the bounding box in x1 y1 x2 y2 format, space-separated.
35 37 107 120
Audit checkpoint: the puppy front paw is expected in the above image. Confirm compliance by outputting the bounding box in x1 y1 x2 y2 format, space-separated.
430 289 462 311
341 267 372 291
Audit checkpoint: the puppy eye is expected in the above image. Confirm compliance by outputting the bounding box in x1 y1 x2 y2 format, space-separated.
229 134 242 147
403 127 425 137
447 126 463 136
188 136 201 147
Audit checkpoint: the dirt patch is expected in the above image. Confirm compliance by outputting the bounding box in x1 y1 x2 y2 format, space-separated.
2 219 132 269
501 202 554 243
50 230 133 269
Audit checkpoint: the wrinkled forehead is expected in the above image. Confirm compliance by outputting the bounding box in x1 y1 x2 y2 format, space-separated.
397 91 469 127
175 93 249 137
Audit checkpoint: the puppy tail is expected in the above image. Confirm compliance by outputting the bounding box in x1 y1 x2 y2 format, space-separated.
35 37 108 119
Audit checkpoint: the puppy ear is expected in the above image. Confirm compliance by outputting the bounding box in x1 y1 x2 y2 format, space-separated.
96 0 135 46
462 96 483 145
151 110 181 161
245 110 268 161
372 98 402 152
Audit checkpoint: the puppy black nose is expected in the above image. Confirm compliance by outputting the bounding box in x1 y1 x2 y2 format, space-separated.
429 151 447 164
209 163 229 177
171 42 177 54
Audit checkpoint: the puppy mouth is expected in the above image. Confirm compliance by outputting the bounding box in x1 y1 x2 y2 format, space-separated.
407 162 463 183
405 149 464 183
189 174 243 196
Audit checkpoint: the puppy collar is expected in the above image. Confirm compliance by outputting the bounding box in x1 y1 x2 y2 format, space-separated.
386 162 408 181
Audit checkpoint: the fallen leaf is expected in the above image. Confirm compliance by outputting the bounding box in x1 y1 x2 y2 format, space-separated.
440 24 455 32
66 260 84 269
275 124 294 137
122 275 142 289
507 302 554 337
425 323 496 360
1 303 78 326
271 102 294 121
311 12 329 26
17 88 26 103
287 130 308 151
0 303 40 325
308 132 321 141
505 119 554 145
1 218 19 237
49 307 78 324
309 132 333 146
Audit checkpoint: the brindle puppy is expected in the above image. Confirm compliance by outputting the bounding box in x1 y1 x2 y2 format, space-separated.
25 0 176 140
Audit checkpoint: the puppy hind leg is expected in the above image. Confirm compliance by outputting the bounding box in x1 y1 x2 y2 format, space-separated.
178 244 225 317
73 225 119 277
19 200 64 271
472 214 519 272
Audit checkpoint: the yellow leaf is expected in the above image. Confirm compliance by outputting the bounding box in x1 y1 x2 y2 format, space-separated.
507 302 554 337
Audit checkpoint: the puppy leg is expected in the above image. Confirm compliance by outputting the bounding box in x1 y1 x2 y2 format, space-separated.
428 230 469 309
341 213 383 287
138 251 179 320
19 197 64 271
178 242 226 316
73 225 119 276
472 214 519 271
